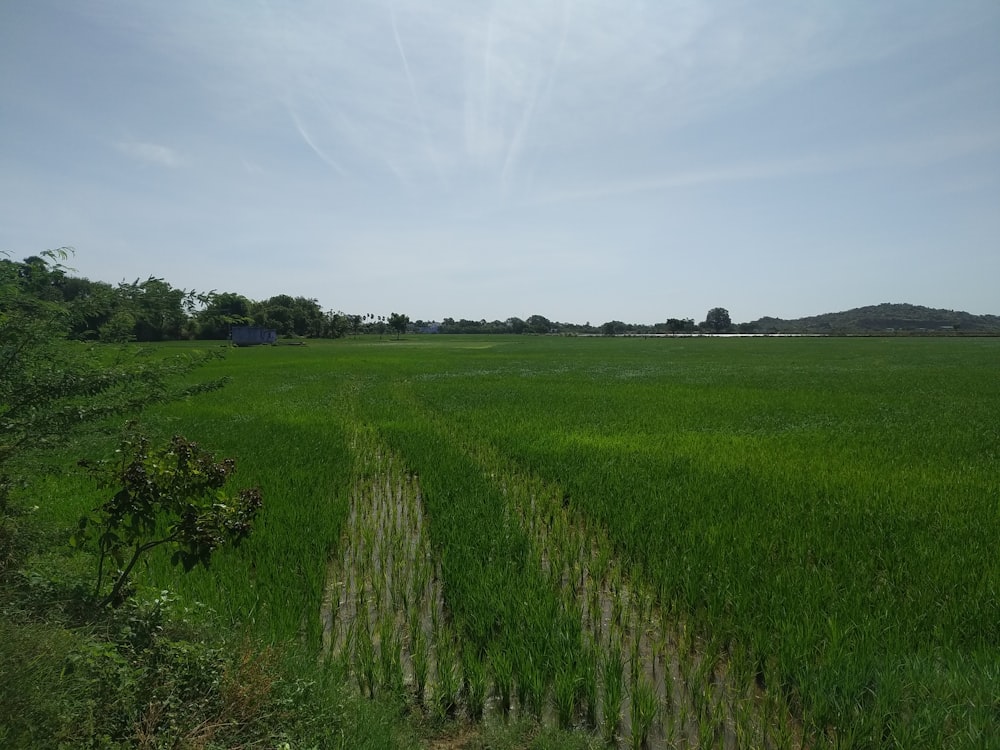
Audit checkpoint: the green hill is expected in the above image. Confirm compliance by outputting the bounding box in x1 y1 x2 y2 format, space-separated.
751 303 1000 334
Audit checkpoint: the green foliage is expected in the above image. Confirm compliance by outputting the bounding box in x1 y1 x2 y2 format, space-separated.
114 276 193 341
193 290 254 339
388 311 410 339
663 317 696 333
1 589 416 750
526 313 554 334
73 428 262 607
254 293 327 337
753 302 1000 333
1 250 226 473
702 306 732 332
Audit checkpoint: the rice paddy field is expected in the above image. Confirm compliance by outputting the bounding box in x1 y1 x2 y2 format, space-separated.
59 335 1000 748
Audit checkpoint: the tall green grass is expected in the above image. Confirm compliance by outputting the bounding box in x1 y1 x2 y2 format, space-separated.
67 335 1000 747
406 336 999 746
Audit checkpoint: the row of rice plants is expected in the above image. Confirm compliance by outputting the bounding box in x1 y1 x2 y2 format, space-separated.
357 384 588 725
320 427 469 717
419 397 803 749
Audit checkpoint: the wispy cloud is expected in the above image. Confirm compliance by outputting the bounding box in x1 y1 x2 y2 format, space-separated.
116 140 180 167
289 110 348 175
533 127 1000 205
390 3 447 187
80 0 1000 222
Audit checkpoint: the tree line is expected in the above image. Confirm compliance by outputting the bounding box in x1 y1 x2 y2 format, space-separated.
425 308 735 335
3 251 740 342
4 254 343 341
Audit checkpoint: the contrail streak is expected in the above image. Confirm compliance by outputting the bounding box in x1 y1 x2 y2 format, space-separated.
500 0 572 194
390 4 447 187
290 109 348 175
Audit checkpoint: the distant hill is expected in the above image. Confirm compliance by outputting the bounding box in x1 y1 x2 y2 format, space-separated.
750 303 1000 334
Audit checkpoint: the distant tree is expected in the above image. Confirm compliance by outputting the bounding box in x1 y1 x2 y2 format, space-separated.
703 307 732 333
346 314 363 336
526 315 553 334
14 254 68 301
195 292 253 339
664 318 696 333
254 295 324 337
388 312 409 339
505 317 527 334
117 277 191 341
323 311 349 338
61 278 125 340
449 319 477 333
601 320 627 336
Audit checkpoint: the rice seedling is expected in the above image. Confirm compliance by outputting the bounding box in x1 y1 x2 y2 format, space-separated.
462 645 487 721
434 635 460 719
629 672 658 750
554 662 579 729
377 616 404 698
410 626 429 706
523 660 547 720
355 612 375 698
578 642 599 730
489 641 514 719
602 649 624 745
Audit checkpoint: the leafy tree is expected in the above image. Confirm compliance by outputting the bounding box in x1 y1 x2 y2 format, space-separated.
703 307 732 333
73 428 262 607
99 309 139 343
60 277 128 341
194 292 253 339
506 317 527 334
664 317 696 333
526 314 553 334
323 310 349 338
601 320 627 336
251 295 325 337
13 253 69 301
117 277 192 341
388 312 409 339
347 314 364 337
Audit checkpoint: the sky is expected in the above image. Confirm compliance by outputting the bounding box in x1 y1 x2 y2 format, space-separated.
2 1 999 324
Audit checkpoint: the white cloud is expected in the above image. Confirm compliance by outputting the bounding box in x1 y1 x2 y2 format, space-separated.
116 141 181 167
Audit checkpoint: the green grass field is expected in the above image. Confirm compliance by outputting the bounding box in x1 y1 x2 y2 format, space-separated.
61 335 998 748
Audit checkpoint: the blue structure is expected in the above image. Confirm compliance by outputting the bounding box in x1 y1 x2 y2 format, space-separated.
231 325 277 346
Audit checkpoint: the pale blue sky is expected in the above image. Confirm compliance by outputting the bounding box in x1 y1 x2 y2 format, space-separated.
2 1 998 323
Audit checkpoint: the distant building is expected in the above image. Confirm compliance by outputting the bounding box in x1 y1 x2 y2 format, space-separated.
231 325 277 346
